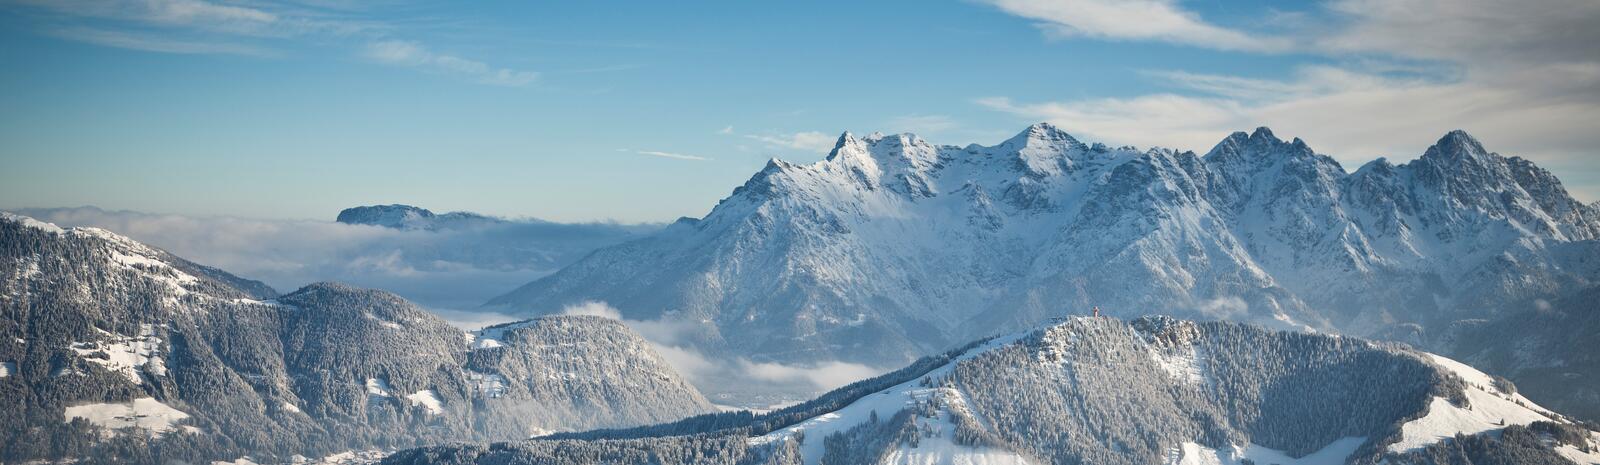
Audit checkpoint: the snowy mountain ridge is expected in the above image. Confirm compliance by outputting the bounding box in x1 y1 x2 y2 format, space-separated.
489 124 1600 369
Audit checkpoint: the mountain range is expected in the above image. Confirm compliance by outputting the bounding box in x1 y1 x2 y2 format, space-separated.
484 124 1600 418
0 213 712 465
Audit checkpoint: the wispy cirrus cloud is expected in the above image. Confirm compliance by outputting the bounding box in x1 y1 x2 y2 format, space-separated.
744 131 837 154
365 40 538 86
979 62 1600 169
47 26 278 56
16 0 279 29
633 150 711 161
10 0 535 86
979 0 1292 52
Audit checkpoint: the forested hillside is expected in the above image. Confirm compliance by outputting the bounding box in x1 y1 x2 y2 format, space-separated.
384 317 1600 465
0 214 713 465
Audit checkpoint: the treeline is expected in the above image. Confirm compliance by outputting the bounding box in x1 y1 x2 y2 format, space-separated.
382 433 803 465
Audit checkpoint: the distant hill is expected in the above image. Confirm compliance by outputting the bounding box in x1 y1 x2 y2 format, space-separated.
336 204 503 230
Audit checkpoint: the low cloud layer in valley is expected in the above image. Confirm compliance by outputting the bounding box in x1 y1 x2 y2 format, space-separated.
559 301 884 406
10 206 658 313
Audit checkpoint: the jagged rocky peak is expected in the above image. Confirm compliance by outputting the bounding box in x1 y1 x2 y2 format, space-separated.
995 122 1087 175
1412 129 1508 181
1204 125 1318 164
1355 130 1600 238
1002 121 1083 149
1430 129 1491 159
823 130 941 175
822 131 869 165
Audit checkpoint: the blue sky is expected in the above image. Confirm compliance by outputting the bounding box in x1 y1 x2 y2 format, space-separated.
3 0 1597 222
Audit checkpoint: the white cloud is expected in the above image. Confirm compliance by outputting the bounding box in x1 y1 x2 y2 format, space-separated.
980 62 1600 173
12 0 533 87
47 26 277 56
1318 0 1600 69
551 299 887 394
559 301 624 319
366 40 538 87
17 0 278 30
980 0 1291 52
136 0 277 25
431 308 522 331
646 342 884 395
1196 296 1249 319
737 360 882 392
745 131 838 154
9 207 655 310
718 125 735 135
977 0 1600 199
635 150 712 161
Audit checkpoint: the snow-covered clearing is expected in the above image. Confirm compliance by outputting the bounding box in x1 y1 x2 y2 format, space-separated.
749 333 1026 465
1169 437 1365 465
63 397 191 437
881 388 1034 465
405 390 443 414
465 370 506 397
70 325 164 384
365 378 392 397
1554 430 1600 465
1388 353 1560 453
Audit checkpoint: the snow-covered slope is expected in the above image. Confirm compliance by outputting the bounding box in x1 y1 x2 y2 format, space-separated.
0 214 713 465
485 124 1600 409
386 317 1599 465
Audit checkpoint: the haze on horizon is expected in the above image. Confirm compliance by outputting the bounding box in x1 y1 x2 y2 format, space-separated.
3 0 1598 223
